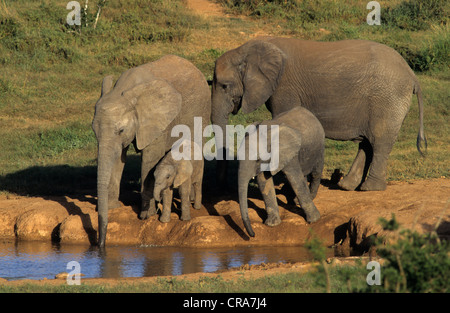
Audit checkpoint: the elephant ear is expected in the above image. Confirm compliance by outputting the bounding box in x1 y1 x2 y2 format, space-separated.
101 75 114 96
123 79 182 151
240 40 286 114
173 159 193 188
259 124 301 176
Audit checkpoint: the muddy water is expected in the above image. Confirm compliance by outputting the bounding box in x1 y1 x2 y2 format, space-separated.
0 241 333 281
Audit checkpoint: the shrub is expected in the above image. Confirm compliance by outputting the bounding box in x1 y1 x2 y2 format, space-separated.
382 0 449 31
218 0 365 25
365 214 450 293
387 27 449 72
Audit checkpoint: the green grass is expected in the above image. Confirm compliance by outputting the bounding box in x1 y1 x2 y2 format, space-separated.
0 0 448 198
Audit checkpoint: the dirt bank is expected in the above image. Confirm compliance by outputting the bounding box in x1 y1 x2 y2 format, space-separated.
0 178 448 251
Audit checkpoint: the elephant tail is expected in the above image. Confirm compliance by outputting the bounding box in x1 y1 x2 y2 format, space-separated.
414 82 427 157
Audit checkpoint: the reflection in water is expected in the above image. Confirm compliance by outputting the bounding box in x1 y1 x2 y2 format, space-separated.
0 241 332 281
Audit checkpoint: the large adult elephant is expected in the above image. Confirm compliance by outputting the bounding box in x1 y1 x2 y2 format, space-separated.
211 37 426 192
92 55 210 247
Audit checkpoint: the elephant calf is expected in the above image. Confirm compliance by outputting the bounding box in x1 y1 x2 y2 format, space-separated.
153 140 204 223
238 106 324 237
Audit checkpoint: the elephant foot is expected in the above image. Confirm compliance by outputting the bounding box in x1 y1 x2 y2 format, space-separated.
360 178 387 191
159 214 171 223
264 213 281 227
303 205 321 224
108 199 122 210
180 212 191 221
193 202 202 210
139 209 155 220
337 175 360 191
139 198 157 220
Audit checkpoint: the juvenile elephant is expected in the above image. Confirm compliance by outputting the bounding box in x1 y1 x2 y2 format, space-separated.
92 55 210 247
153 140 204 223
212 37 426 192
238 106 324 237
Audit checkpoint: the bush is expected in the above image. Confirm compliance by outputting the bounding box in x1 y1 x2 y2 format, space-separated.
386 27 449 72
365 215 450 293
382 0 449 30
218 0 365 25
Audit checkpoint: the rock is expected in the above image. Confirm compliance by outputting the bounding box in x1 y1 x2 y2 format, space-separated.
347 202 450 252
15 207 68 241
55 272 69 280
59 211 97 245
0 179 447 250
55 272 85 280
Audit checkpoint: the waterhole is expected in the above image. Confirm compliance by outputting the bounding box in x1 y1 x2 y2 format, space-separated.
0 241 333 281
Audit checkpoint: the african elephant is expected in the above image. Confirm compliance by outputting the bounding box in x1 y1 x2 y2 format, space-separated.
153 139 204 223
237 106 324 237
92 55 210 247
211 37 426 192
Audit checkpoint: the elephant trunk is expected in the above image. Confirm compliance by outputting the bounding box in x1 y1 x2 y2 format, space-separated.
238 163 255 237
97 144 120 248
153 185 163 202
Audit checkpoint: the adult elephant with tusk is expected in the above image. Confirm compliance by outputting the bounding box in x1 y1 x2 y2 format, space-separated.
211 37 426 192
92 55 210 248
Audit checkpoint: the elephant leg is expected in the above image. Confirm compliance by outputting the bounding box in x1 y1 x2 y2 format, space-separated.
140 167 156 219
179 180 192 221
139 146 165 220
338 139 372 191
256 172 281 227
107 146 128 209
189 187 195 202
193 182 202 210
159 188 173 223
360 138 395 191
361 107 406 191
283 160 320 223
309 154 324 200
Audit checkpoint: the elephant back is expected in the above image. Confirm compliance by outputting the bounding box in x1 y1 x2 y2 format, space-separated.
268 106 325 174
145 55 211 151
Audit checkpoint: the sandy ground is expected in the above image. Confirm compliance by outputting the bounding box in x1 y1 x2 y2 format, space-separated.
1 178 448 247
0 178 448 286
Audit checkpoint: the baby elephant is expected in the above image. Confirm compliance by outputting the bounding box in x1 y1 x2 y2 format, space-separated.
238 106 325 237
153 140 204 223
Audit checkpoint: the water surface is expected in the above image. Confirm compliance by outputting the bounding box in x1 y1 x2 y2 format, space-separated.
0 241 331 281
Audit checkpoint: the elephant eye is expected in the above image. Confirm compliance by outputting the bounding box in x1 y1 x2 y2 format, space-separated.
117 128 125 135
222 83 229 90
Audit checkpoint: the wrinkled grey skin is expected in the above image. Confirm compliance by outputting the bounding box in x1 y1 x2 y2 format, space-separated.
238 106 324 237
212 37 426 192
92 55 210 247
153 140 204 223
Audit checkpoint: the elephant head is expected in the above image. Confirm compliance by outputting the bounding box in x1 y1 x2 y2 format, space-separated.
92 75 182 248
153 155 193 202
211 40 287 186
237 123 302 237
